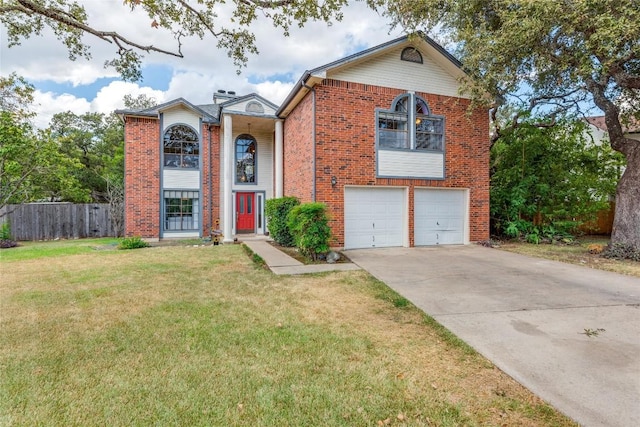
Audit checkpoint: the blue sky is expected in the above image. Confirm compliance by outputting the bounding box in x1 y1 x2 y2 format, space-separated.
1 1 399 128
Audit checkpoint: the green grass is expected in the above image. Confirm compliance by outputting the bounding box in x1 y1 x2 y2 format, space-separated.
0 238 120 261
0 241 575 426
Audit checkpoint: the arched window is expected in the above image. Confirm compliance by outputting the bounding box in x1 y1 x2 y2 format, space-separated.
163 124 199 168
245 101 265 114
401 47 423 64
235 134 256 183
377 94 444 151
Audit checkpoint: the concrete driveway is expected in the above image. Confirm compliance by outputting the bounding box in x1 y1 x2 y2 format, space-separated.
346 245 640 427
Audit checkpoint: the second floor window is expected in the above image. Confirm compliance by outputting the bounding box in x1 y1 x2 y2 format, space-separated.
235 134 256 183
377 94 444 152
164 125 199 169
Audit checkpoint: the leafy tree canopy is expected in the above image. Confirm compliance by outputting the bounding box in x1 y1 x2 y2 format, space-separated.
491 117 624 240
369 0 640 248
1 0 349 81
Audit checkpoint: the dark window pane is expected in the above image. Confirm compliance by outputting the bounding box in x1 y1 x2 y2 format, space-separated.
235 134 257 183
163 125 199 170
164 191 199 231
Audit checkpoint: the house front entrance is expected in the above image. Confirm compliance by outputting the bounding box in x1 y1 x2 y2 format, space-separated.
236 192 255 233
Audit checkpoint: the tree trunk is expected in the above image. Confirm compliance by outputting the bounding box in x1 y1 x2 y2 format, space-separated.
611 143 640 249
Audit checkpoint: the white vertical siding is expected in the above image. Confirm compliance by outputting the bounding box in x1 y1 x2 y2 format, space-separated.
329 46 464 98
163 106 201 132
378 150 444 179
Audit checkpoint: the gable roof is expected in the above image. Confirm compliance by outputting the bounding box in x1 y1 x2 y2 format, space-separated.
116 93 281 124
220 92 279 112
277 34 465 117
116 97 220 124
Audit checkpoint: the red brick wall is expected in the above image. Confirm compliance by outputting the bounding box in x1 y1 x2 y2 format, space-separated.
124 118 222 239
201 124 221 235
124 117 161 238
283 92 315 203
311 79 490 247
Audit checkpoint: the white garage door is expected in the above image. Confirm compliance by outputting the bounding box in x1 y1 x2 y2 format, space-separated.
344 187 405 249
414 189 466 246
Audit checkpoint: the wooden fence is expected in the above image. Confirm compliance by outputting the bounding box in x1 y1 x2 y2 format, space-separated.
0 203 117 241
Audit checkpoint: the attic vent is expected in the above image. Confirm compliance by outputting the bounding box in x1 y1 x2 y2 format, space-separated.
401 47 423 64
246 101 264 114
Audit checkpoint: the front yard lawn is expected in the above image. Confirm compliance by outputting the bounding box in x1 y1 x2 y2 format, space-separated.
0 240 575 426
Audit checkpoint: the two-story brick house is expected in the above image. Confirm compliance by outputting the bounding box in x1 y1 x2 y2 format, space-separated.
118 34 490 249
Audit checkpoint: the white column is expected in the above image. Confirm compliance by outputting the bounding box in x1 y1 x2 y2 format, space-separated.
223 114 234 243
275 119 284 198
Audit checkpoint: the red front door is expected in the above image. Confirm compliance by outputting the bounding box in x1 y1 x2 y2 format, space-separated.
236 192 255 233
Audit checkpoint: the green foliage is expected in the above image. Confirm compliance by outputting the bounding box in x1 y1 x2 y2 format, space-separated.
287 202 331 261
0 222 11 240
118 236 150 250
1 1 350 80
47 111 125 202
0 72 35 120
602 243 640 262
0 111 87 208
265 197 299 247
503 219 576 245
491 118 623 241
373 0 640 248
0 222 17 248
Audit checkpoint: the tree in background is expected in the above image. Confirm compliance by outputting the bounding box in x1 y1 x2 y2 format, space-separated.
0 74 86 214
491 117 624 242
0 73 156 227
1 0 349 80
370 0 639 249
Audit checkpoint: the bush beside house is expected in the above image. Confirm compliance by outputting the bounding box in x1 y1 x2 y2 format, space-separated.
265 197 299 247
287 202 331 261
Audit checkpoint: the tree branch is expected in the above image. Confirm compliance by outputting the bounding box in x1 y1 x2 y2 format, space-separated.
585 76 634 155
15 0 183 58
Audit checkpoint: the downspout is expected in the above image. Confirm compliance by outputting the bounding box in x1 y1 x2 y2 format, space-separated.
303 83 317 202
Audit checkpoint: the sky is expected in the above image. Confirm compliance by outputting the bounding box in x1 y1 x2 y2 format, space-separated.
1 1 402 128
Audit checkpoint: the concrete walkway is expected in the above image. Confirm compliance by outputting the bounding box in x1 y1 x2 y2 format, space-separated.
346 245 640 427
242 239 360 275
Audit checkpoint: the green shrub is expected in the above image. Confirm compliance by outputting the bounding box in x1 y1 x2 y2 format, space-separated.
602 243 640 262
287 202 331 261
0 222 17 249
118 236 150 250
265 197 299 247
0 222 11 240
503 219 576 244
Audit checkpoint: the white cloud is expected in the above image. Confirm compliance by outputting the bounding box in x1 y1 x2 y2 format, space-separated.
32 92 91 128
91 81 166 113
254 81 296 105
1 0 402 126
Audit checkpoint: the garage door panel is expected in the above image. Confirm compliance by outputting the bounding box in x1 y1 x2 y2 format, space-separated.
345 187 405 249
415 189 466 246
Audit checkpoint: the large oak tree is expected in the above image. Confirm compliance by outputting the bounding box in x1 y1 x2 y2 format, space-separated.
369 0 640 249
1 0 349 80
